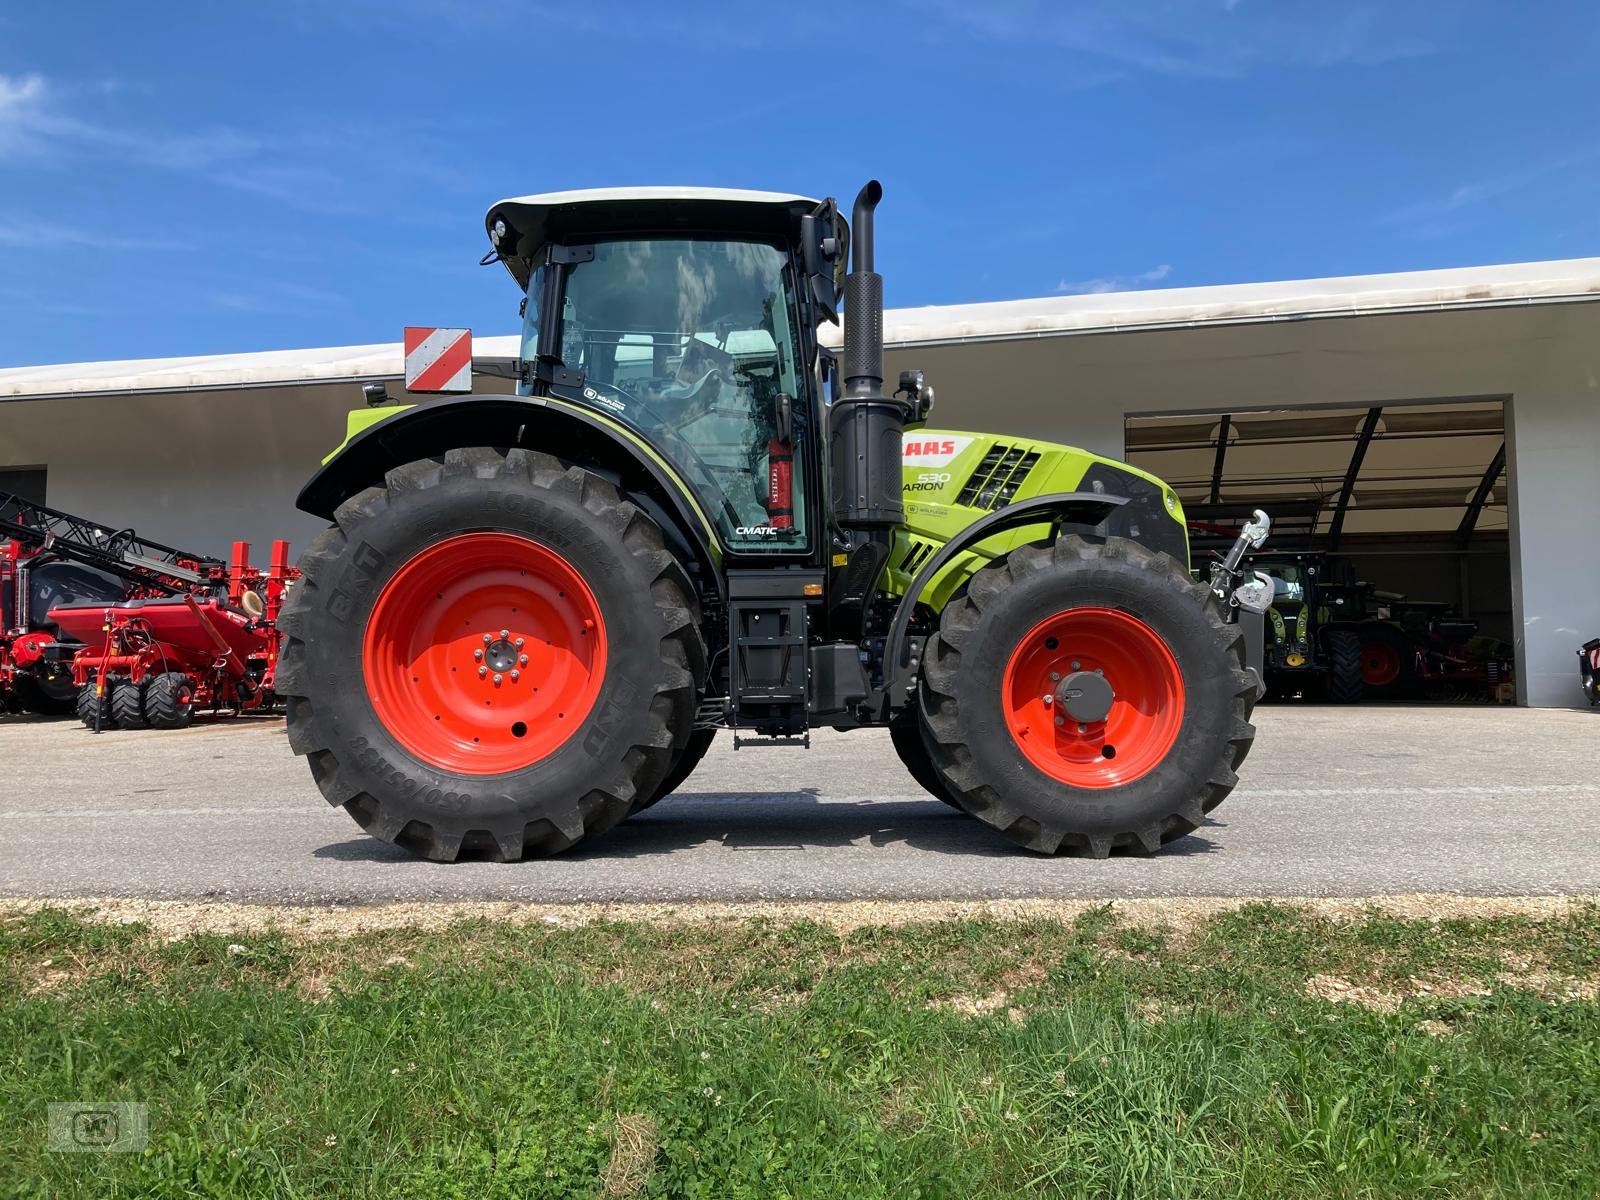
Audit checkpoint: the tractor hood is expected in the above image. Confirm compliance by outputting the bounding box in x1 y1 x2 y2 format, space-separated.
484 187 820 291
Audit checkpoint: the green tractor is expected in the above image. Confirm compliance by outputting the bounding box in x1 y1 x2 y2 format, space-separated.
279 182 1273 861
1251 552 1374 702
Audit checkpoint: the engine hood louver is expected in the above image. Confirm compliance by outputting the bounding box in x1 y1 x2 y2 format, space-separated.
956 445 1040 510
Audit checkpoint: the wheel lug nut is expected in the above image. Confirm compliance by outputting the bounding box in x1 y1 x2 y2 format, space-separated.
499 629 510 640
478 666 487 678
1049 672 1060 682
1042 694 1053 706
1071 660 1081 670
493 673 503 686
473 649 484 661
514 637 525 648
1055 716 1065 726
518 655 528 667
482 634 492 645
510 670 520 681
1078 723 1087 733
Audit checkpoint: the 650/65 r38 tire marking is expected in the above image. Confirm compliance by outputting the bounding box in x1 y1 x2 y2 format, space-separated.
362 532 607 775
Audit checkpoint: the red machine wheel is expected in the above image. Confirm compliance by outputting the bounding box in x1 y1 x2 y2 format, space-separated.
361 533 607 775
111 679 149 729
1361 640 1402 687
144 672 196 729
1001 608 1185 790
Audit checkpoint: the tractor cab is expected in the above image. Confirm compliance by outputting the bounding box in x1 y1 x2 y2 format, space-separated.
484 188 845 558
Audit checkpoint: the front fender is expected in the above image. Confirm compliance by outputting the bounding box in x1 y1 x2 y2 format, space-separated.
880 492 1128 709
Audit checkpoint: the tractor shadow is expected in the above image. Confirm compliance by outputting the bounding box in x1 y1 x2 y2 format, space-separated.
310 792 1223 863
574 790 1224 861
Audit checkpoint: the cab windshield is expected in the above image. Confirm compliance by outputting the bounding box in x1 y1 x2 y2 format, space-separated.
521 238 808 554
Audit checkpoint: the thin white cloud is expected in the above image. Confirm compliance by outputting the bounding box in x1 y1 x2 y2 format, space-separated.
1380 149 1600 231
1057 263 1172 294
205 280 349 314
911 0 1446 79
0 214 193 252
0 70 261 169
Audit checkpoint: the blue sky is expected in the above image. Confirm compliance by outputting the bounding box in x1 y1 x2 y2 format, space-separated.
2 1 1597 366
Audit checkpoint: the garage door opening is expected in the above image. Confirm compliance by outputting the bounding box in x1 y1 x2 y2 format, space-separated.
1126 400 1513 704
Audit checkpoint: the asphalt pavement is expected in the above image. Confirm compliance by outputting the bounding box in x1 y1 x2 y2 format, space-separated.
1 706 1596 904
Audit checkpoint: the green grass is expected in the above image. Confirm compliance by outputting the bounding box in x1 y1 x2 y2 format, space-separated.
2 902 1598 1198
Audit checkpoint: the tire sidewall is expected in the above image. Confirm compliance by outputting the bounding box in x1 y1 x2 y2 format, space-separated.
941 554 1239 835
296 470 672 828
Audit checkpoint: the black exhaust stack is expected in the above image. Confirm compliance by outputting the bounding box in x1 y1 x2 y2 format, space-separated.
827 181 907 639
831 181 905 533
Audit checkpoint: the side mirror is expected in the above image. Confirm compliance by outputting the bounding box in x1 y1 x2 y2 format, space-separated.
801 200 843 322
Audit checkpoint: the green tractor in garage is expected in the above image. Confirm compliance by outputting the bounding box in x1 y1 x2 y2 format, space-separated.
279 182 1273 861
1252 552 1378 702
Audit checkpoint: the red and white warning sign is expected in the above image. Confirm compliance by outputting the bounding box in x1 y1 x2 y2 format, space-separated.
403 326 473 393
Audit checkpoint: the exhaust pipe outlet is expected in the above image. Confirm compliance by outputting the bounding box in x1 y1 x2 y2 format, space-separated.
831 180 905 532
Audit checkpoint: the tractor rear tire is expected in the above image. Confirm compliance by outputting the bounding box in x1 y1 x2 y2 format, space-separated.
919 535 1256 857
76 680 109 729
143 673 196 729
277 447 705 862
634 728 716 814
1325 630 1364 704
111 679 149 729
888 707 964 810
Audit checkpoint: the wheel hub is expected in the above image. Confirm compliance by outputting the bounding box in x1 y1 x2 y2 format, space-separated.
1056 669 1114 723
362 533 607 776
484 637 518 673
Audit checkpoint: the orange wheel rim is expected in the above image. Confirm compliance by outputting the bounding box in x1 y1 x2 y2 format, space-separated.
1001 607 1185 789
362 533 606 775
1361 641 1401 686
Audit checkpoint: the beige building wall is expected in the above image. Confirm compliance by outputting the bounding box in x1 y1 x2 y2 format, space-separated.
2 301 1596 706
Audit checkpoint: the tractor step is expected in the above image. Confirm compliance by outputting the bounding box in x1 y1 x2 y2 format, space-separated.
726 569 823 737
732 731 811 750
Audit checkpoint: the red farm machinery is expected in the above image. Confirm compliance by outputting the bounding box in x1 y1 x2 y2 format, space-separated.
1 491 298 730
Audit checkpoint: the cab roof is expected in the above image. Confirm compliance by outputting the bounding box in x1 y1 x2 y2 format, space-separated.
484 187 821 290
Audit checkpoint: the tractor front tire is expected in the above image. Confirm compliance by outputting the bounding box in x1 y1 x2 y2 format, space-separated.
111 679 149 729
144 673 197 729
1325 630 1364 704
888 707 964 810
919 535 1256 857
277 447 705 862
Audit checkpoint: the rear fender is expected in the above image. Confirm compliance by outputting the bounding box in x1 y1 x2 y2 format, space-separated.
298 394 725 601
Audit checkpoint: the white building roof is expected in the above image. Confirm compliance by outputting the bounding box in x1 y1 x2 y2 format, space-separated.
5 258 1600 401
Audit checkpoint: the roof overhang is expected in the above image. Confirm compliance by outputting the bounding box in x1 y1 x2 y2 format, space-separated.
861 257 1600 349
6 257 1600 402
